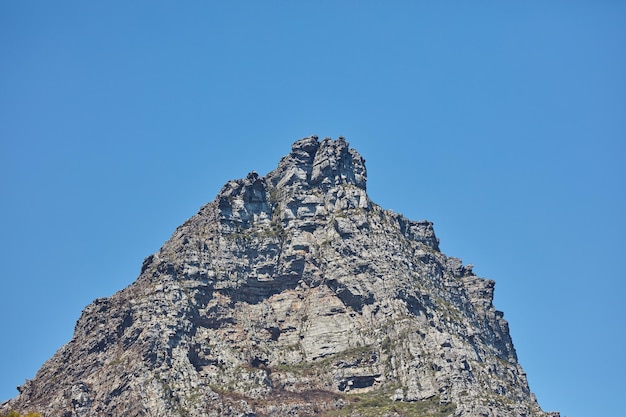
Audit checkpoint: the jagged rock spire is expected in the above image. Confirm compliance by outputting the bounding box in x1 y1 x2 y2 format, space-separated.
267 135 367 191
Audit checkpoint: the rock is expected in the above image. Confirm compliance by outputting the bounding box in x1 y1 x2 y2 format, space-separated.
0 136 559 417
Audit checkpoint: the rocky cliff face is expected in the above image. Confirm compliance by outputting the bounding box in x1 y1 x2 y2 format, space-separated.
1 136 559 417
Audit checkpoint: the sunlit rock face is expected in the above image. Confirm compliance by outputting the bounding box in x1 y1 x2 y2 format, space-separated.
1 136 558 417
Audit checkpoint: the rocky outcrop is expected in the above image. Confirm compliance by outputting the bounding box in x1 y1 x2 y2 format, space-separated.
1 136 558 417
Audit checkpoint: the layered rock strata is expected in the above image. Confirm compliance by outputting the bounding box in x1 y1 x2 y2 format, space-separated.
1 136 558 417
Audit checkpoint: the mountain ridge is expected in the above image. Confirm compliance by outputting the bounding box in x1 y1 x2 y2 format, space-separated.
1 136 559 417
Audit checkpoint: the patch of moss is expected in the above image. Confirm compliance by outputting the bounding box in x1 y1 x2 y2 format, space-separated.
272 344 378 376
326 393 456 417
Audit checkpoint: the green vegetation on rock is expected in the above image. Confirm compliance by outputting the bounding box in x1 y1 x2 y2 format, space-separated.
327 393 456 417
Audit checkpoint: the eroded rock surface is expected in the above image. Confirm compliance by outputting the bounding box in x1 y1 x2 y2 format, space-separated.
1 136 558 417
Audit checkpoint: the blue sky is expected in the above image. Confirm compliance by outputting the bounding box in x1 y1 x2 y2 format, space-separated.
1 2 624 416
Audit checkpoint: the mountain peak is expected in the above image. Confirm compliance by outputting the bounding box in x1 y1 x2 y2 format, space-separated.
0 136 558 417
268 135 367 191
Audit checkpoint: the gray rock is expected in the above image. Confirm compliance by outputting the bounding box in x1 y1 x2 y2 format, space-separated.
1 136 559 417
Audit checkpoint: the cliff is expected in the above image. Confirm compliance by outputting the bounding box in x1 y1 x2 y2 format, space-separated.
1 136 559 417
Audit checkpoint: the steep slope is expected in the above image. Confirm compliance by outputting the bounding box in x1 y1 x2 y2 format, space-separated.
1 136 559 417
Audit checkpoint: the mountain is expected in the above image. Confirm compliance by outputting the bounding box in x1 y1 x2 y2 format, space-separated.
1 136 559 417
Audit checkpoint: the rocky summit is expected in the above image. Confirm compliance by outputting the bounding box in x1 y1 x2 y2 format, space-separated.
1 136 559 417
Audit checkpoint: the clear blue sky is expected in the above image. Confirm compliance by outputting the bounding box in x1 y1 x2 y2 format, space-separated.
1 2 624 416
